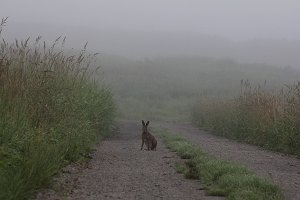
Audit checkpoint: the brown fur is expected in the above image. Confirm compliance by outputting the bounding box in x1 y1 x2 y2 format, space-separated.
141 120 157 151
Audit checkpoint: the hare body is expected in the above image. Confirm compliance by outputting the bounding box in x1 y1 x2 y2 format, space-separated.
141 120 157 151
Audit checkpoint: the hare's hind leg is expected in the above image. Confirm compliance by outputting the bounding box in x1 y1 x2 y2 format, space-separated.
152 139 157 151
152 144 157 151
153 144 157 151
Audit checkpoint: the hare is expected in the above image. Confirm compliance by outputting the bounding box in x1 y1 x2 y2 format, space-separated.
141 120 157 151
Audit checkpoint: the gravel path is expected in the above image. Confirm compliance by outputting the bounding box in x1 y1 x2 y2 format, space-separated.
158 122 300 200
36 120 223 200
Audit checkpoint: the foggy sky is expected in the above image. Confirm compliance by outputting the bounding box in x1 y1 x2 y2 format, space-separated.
2 0 300 40
1 0 300 67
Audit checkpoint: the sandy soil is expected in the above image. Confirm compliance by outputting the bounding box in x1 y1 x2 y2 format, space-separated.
36 120 223 200
158 121 300 200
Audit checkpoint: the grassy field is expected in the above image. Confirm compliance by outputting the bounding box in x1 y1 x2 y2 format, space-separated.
192 80 300 156
157 129 283 200
0 19 115 200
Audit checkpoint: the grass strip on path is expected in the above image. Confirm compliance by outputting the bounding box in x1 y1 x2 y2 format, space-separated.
156 129 283 200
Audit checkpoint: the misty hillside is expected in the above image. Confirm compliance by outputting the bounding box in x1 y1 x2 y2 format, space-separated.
98 55 300 120
3 23 300 68
101 55 300 97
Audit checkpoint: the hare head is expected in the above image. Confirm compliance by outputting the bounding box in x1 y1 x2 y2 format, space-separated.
142 120 149 133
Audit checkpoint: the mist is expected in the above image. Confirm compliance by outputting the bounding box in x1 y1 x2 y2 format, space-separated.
2 2 300 198
1 0 300 67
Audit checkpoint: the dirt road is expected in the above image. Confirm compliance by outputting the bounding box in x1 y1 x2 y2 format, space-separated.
36 120 222 200
36 120 300 200
159 122 300 200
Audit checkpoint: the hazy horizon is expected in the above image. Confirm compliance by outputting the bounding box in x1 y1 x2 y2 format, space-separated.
1 0 300 67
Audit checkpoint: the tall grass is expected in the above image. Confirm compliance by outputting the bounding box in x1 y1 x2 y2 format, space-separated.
0 18 115 200
192 80 300 155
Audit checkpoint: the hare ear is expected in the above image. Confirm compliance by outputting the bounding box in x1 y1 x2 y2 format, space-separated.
142 120 145 126
146 121 150 126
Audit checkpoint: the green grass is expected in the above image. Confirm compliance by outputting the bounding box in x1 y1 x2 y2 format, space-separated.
0 19 115 200
192 80 300 156
157 130 283 200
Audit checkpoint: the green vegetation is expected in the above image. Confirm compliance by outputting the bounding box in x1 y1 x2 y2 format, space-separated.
158 130 283 200
192 80 300 156
0 19 115 200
